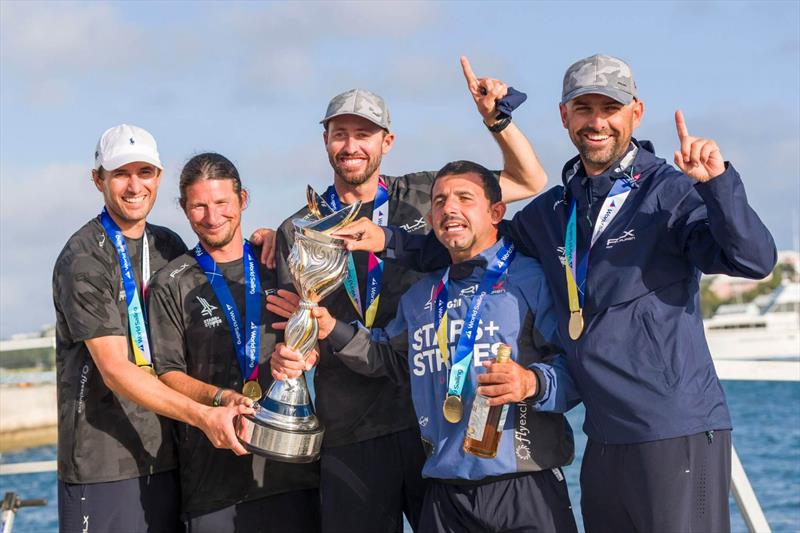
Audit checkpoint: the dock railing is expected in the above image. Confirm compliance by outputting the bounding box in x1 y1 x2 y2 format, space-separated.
713 359 800 533
1 337 798 533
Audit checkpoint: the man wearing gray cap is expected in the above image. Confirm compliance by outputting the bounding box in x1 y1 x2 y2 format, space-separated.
53 124 256 532
345 54 776 533
270 57 550 532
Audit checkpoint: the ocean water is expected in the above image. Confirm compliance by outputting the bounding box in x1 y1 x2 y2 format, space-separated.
1 380 798 532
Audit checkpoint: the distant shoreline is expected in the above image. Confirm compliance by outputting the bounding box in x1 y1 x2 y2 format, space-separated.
0 383 57 453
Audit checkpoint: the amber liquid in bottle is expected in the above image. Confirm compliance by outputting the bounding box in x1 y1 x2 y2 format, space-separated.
463 344 512 458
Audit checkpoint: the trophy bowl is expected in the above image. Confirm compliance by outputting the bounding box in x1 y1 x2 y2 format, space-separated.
238 192 361 462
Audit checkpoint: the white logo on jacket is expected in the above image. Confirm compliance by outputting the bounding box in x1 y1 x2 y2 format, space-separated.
400 217 427 232
410 319 502 376
514 401 532 460
197 296 222 328
169 263 190 278
606 229 636 248
460 284 477 296
556 246 566 266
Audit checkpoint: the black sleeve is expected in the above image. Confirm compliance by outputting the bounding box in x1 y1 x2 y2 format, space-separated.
53 253 126 341
383 227 450 272
499 202 541 259
328 304 410 385
146 274 188 375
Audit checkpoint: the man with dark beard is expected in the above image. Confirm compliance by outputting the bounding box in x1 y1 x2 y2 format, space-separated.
269 57 550 532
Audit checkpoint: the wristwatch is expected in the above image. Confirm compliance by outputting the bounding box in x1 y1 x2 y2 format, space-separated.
485 116 512 133
212 387 227 407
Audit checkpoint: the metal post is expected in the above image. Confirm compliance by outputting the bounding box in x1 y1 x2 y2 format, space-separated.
731 446 771 533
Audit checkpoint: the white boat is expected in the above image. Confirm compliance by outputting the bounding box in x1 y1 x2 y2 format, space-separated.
704 282 800 360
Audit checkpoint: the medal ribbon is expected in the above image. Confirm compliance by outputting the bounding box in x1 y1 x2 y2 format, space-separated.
432 273 450 367
193 241 262 383
99 209 153 368
325 177 389 328
563 147 639 313
433 239 516 399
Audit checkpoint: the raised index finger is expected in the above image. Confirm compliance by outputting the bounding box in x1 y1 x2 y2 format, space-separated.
675 110 690 140
460 55 479 92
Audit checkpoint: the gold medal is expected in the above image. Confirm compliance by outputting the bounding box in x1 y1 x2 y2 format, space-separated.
140 365 157 377
242 380 263 401
568 311 584 340
442 395 464 423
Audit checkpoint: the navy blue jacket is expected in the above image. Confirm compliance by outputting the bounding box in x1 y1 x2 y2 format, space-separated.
387 140 777 444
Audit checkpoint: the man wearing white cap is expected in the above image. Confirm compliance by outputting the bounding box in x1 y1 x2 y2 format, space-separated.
53 124 255 532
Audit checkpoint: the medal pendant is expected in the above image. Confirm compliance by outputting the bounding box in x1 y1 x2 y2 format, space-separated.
442 395 464 423
243 380 263 401
140 365 157 377
568 311 584 340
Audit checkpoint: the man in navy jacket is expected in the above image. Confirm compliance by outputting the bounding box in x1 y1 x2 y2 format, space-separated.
335 54 777 533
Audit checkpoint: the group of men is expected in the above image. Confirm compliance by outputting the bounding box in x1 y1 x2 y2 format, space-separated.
53 53 776 533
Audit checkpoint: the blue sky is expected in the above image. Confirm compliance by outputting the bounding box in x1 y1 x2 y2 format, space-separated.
1 0 798 337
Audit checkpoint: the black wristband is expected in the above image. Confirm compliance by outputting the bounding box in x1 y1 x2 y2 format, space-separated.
486 117 512 133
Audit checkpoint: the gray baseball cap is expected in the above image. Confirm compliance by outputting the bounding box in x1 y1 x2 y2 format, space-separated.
321 88 391 130
561 54 637 105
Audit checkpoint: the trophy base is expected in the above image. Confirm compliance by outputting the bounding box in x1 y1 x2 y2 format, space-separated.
237 413 324 463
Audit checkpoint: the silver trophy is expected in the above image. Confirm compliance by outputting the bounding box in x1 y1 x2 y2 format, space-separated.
238 187 361 462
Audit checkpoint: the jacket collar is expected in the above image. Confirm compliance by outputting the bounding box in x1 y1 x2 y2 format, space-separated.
449 238 505 281
559 138 659 201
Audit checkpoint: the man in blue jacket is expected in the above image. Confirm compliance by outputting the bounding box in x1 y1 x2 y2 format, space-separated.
273 161 580 532
335 54 777 533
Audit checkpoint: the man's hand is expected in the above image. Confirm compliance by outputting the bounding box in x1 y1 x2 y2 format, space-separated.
332 217 386 253
673 110 725 182
476 359 537 407
310 306 336 340
270 343 319 381
197 403 253 456
249 228 276 268
267 289 301 321
219 389 254 408
461 56 507 125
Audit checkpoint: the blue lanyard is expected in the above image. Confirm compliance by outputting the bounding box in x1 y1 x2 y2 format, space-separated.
565 174 636 307
433 239 516 398
99 209 152 367
325 177 389 327
193 241 262 383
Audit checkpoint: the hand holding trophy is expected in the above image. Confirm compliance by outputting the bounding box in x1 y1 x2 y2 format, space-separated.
237 187 360 462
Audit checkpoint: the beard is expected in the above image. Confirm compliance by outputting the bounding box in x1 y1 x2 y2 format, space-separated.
195 222 238 250
328 150 383 187
573 128 629 171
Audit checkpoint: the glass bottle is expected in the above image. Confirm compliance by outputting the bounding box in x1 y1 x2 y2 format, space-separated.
463 343 512 458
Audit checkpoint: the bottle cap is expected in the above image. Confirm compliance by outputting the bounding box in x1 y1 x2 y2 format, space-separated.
496 344 512 363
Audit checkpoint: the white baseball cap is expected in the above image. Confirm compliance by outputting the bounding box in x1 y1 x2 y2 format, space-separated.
93 124 163 171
